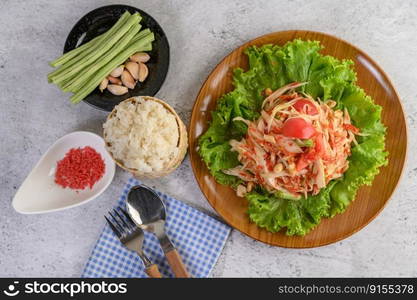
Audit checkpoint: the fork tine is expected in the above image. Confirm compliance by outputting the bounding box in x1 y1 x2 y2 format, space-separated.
105 215 122 238
120 207 138 228
109 210 126 236
113 208 133 231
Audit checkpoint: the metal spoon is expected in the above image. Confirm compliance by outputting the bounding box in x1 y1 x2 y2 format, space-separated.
127 185 190 278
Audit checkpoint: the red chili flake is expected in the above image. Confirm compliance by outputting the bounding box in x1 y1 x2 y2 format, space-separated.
54 146 105 190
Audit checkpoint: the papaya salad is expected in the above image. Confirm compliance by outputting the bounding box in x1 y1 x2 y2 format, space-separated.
224 82 360 199
198 39 388 236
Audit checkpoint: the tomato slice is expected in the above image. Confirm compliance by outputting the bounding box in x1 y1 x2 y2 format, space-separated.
292 99 318 115
296 134 324 171
296 156 310 171
314 133 324 157
282 118 316 139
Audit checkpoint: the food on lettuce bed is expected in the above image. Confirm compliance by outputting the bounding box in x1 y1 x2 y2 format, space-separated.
198 39 388 236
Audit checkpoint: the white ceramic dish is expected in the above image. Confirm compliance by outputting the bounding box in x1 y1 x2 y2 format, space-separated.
12 131 116 214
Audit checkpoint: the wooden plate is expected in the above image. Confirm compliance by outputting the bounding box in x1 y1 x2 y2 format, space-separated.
189 30 407 248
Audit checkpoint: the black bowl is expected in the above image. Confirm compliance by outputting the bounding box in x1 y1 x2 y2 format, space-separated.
63 4 170 111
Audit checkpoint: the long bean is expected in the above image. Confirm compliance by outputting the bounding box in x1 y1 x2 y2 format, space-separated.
65 41 152 94
61 13 139 70
61 42 151 92
50 34 101 68
48 12 135 82
130 28 152 42
59 23 141 88
63 24 141 92
62 29 152 92
48 13 134 83
49 11 131 68
70 33 154 103
48 13 131 81
137 42 152 52
56 30 152 90
51 15 141 85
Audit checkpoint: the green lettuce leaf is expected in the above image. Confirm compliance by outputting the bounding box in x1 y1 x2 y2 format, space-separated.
246 181 337 236
198 39 388 235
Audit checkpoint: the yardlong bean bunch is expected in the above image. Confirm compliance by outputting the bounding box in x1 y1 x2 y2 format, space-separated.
48 11 154 103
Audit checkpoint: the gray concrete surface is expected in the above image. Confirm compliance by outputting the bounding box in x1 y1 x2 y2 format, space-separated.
1 0 416 277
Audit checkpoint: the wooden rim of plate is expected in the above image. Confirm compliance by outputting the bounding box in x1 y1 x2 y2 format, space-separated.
104 96 188 179
188 30 408 248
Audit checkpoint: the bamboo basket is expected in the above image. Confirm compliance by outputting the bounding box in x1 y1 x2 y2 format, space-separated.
104 96 188 179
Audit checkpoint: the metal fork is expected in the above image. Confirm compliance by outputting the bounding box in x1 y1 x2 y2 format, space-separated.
105 207 162 278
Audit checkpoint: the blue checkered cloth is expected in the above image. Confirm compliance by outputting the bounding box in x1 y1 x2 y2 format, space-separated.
82 178 230 278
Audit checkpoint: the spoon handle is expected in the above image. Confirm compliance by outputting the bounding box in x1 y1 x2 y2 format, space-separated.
145 264 163 278
165 249 190 278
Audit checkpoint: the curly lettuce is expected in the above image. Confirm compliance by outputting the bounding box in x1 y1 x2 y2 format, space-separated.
198 39 388 235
